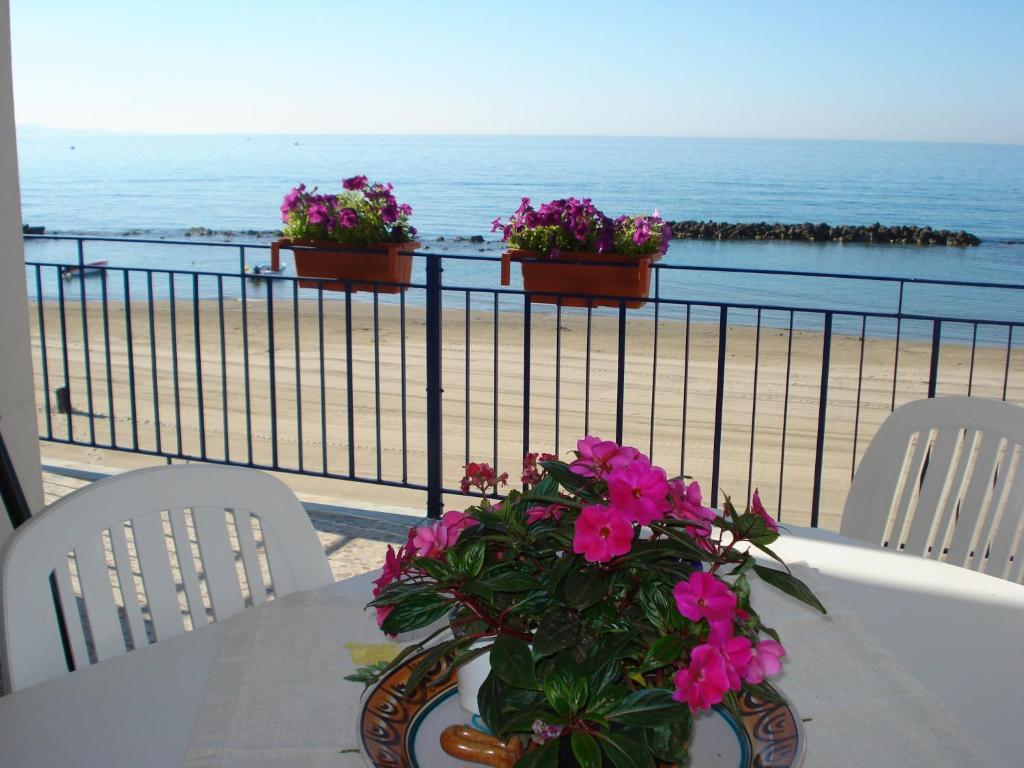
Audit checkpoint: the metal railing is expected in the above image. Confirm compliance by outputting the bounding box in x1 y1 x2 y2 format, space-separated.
23 234 1024 528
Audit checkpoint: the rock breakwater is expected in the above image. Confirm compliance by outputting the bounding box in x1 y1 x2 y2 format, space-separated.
667 220 980 246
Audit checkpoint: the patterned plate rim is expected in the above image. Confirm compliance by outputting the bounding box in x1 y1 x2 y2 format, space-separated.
358 647 804 767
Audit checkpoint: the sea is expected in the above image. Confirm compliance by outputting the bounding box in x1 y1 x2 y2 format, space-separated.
17 132 1024 340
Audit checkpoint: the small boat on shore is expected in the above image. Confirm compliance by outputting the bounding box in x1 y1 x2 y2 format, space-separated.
245 262 287 279
61 260 108 280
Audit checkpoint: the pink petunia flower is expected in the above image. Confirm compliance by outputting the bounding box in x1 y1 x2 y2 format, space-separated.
751 488 779 533
673 571 737 625
672 644 731 711
572 504 634 563
460 462 509 496
607 462 670 524
410 510 476 560
745 639 786 684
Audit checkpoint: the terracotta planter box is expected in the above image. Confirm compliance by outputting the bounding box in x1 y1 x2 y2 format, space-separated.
271 238 420 294
501 249 661 308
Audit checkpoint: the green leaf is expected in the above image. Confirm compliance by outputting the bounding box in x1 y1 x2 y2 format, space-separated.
643 717 691 765
571 732 602 768
538 460 590 495
752 564 827 614
491 635 540 690
533 608 583 656
456 539 486 578
607 688 688 726
598 732 656 768
640 635 685 672
543 673 573 717
405 636 462 692
380 592 452 634
460 579 495 603
514 739 558 768
564 569 607 609
412 556 454 581
486 569 544 592
586 683 628 716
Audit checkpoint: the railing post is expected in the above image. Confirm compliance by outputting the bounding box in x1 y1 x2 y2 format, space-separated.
710 307 728 507
615 301 627 445
810 312 833 528
927 320 942 398
425 253 444 519
522 297 532 460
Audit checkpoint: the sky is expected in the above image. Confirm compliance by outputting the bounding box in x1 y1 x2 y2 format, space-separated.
10 0 1024 143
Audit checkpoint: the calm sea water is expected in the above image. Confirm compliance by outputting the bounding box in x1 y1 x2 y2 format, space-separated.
17 133 1024 336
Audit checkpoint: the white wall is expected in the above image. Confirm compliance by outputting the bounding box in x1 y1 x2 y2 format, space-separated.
0 0 43 544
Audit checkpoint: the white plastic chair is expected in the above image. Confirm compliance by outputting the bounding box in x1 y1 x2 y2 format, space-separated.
841 396 1024 582
0 464 333 692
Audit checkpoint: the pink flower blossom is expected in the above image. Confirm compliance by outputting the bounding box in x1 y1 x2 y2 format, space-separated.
342 174 368 191
525 503 565 525
673 571 737 626
607 462 670 524
572 504 634 563
667 479 716 535
568 436 643 479
745 639 786 684
672 644 731 711
718 635 753 690
373 545 405 591
410 511 477 560
751 488 779 533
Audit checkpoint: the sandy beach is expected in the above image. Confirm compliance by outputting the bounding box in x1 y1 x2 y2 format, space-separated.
29 296 1024 531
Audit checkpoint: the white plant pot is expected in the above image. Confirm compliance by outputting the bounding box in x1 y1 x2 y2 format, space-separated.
456 644 492 716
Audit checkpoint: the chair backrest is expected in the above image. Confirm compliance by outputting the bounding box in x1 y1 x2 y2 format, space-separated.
0 464 333 692
841 396 1024 583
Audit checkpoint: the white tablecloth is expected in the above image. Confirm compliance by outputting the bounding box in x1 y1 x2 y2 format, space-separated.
179 564 1005 768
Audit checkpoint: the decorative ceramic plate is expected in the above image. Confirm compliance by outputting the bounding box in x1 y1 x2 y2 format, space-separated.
358 648 804 767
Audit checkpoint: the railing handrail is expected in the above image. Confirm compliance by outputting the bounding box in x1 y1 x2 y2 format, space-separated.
24 233 1024 293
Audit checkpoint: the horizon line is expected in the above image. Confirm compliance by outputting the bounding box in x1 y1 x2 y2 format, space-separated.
14 125 1024 148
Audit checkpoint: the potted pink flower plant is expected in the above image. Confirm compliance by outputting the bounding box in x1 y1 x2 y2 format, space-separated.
350 437 824 767
271 175 419 293
494 198 672 308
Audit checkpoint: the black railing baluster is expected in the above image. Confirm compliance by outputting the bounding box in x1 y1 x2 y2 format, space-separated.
891 281 904 411
710 307 728 507
615 302 627 445
400 291 408 483
649 269 660 460
746 309 762 501
319 287 328 475
344 288 355 477
492 293 499 472
239 247 253 464
123 272 138 451
57 271 71 440
217 276 229 462
927 319 942 398
373 290 381 481
555 300 562 457
1003 326 1013 401
425 253 444 519
100 267 115 447
192 273 206 460
76 240 96 445
35 266 52 439
680 304 691 478
294 280 304 472
777 312 794 518
465 293 471 465
169 273 182 456
146 273 161 454
810 313 833 528
584 304 592 437
968 323 978 396
522 296 532 461
266 278 278 468
851 316 867 481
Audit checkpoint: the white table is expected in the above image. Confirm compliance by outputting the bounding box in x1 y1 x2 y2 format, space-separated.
0 527 1020 767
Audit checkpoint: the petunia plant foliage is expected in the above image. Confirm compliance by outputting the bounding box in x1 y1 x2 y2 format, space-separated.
349 437 825 768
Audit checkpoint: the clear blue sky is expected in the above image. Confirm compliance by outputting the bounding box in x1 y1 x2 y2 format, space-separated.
10 0 1024 143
